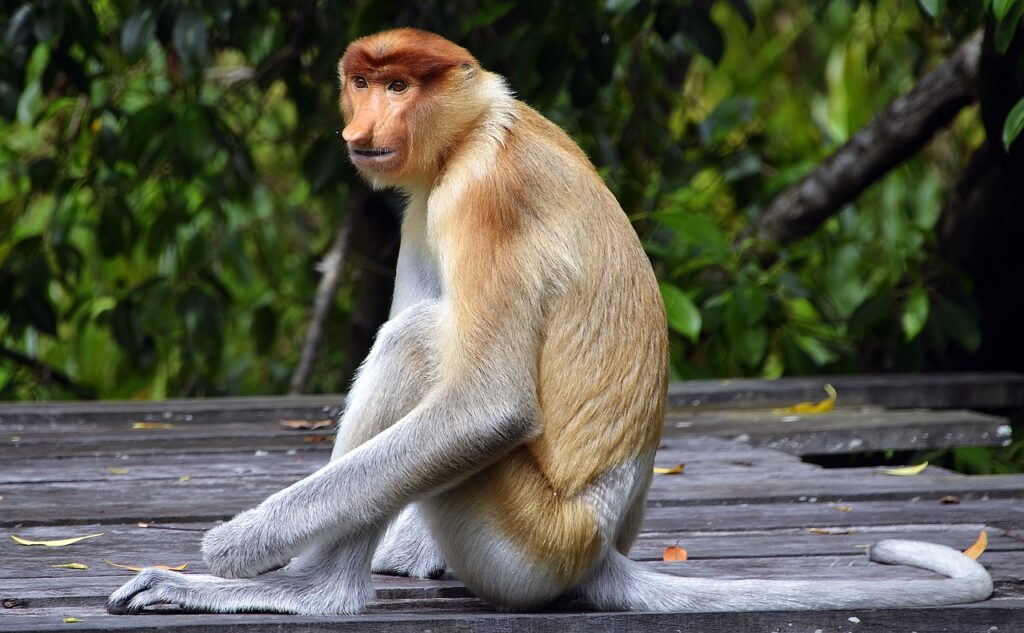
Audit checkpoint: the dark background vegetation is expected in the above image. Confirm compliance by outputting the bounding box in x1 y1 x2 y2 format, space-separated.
1 0 1023 470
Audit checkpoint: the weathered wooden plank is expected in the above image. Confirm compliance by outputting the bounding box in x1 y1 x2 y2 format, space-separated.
0 449 813 485
665 408 1013 455
646 469 1024 503
2 599 1023 633
668 372 1024 410
3 552 1021 608
0 396 345 426
628 525 1024 560
3 372 1021 427
4 466 1022 527
7 523 1018 583
643 498 1024 532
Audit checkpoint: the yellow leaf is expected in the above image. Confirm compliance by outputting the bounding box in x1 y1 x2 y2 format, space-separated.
829 504 853 512
132 422 175 430
881 462 928 476
303 434 335 444
773 384 837 415
653 463 685 475
104 559 189 572
280 419 333 430
178 475 191 482
63 617 83 624
52 563 89 570
963 530 988 560
11 533 104 547
809 527 853 535
107 468 130 475
662 541 688 561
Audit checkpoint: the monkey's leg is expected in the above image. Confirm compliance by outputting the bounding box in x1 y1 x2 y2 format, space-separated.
107 531 379 615
199 299 535 580
371 503 446 578
332 303 445 579
108 302 446 615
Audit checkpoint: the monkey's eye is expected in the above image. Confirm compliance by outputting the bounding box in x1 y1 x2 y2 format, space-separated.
388 80 409 93
352 76 368 89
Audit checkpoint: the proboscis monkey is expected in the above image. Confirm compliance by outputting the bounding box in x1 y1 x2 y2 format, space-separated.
107 28 992 616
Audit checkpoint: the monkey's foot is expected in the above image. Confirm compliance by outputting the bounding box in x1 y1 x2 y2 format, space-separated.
106 568 208 615
201 508 293 579
106 566 374 615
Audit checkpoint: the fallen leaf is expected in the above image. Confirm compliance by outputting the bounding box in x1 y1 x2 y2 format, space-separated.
63 618 82 623
132 422 175 430
881 462 928 476
280 419 333 430
303 434 335 444
663 540 688 561
11 435 21 442
963 530 988 560
772 384 837 415
809 528 853 536
107 468 130 475
940 495 961 505
829 504 853 512
52 563 89 570
178 475 191 482
11 533 104 547
653 464 685 475
104 559 189 572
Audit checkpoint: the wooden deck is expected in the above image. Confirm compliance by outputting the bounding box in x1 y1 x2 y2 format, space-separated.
2 373 1023 632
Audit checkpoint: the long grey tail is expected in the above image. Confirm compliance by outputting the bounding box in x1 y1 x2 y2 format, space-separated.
580 539 992 612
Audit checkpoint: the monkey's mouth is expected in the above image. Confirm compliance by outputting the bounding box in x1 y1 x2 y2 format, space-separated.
351 147 396 159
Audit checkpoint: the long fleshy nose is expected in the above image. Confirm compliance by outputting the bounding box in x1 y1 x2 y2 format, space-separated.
342 116 373 145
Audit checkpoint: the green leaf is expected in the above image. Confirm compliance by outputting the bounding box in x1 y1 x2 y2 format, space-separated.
726 0 756 29
994 0 1021 21
659 282 702 342
901 287 930 341
25 42 51 83
995 0 1024 53
172 8 209 77
679 8 725 65
917 0 945 19
1002 97 1024 152
121 9 156 61
653 211 730 259
16 80 42 126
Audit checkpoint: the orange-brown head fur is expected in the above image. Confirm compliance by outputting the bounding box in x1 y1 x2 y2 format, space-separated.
339 28 487 186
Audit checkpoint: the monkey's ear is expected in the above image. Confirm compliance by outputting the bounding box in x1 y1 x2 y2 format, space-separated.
461 62 476 78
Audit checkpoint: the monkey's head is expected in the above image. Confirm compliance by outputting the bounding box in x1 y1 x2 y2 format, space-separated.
339 28 484 187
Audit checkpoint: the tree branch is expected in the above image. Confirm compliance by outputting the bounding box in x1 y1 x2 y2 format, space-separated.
746 31 982 246
288 204 358 395
0 345 96 399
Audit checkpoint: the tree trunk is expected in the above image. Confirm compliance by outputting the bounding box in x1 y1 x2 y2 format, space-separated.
936 21 1024 372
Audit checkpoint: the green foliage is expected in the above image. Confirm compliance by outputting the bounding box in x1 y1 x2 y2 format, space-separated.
0 0 1010 403
1004 97 1024 150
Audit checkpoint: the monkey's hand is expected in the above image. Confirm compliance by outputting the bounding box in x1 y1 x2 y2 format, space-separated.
201 506 294 579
